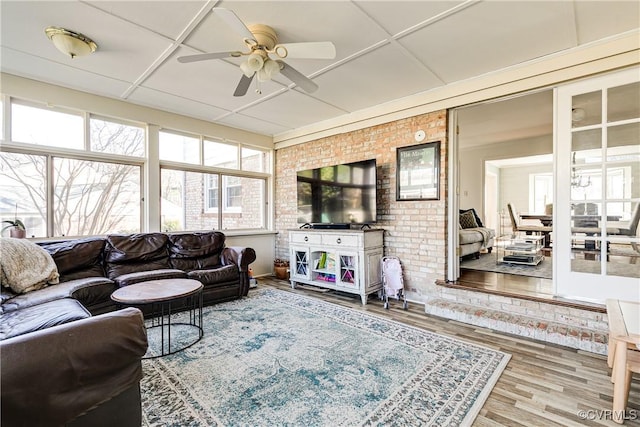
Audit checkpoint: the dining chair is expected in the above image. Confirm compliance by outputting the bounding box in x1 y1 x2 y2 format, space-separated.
574 202 599 227
506 203 552 237
573 203 640 261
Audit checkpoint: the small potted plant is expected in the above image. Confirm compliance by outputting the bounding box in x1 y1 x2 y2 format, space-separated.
2 219 26 238
273 258 290 280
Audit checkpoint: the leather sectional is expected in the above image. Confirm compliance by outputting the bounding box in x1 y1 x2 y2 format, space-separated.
0 230 256 426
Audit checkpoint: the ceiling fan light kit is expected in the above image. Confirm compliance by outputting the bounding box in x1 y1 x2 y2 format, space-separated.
257 58 281 82
240 52 265 77
177 8 335 97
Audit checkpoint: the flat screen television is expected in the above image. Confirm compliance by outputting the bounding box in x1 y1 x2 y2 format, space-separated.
296 159 377 226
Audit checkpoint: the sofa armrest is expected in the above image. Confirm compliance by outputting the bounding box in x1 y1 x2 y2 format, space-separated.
221 247 256 297
221 246 256 272
1 308 148 427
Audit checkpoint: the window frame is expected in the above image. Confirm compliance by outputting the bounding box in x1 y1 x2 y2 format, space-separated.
1 95 273 237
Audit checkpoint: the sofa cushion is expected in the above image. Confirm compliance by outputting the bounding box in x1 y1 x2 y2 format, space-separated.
168 231 225 271
105 233 171 279
0 298 90 340
39 237 106 282
459 210 479 229
187 264 239 286
0 277 115 313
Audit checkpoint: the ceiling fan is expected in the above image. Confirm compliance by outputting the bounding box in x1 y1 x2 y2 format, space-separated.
177 8 336 97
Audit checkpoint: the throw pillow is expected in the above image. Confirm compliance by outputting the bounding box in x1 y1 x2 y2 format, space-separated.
459 208 484 228
0 238 60 294
459 210 479 229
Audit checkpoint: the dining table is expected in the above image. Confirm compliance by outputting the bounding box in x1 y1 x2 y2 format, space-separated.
519 214 622 227
606 298 640 424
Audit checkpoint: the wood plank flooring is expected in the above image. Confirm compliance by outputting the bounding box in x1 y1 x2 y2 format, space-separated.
257 277 640 426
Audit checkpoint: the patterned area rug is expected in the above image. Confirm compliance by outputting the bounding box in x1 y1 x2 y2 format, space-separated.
461 253 552 279
141 289 510 426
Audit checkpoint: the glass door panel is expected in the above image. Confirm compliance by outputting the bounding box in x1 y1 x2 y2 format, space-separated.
556 67 640 303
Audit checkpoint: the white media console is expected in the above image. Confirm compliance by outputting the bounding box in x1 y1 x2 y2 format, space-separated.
289 228 384 305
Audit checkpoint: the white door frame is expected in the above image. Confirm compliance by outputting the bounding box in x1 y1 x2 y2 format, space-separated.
447 110 460 282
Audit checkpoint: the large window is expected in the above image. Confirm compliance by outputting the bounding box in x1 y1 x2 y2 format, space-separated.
1 101 143 237
160 131 268 231
2 97 271 237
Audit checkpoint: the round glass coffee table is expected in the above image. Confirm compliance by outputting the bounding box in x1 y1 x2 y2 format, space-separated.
111 278 203 358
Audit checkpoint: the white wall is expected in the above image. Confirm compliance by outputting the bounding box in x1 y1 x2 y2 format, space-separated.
459 134 552 223
500 163 553 218
227 233 276 277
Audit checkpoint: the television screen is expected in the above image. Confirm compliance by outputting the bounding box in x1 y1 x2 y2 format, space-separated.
296 159 377 225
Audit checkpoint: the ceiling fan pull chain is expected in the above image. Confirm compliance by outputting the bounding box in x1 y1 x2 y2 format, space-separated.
255 78 262 95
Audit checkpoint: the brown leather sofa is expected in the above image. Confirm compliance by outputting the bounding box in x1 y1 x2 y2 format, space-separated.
0 231 256 426
1 231 256 320
1 307 147 427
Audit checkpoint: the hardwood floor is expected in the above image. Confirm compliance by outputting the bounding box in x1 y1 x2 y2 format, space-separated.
459 268 554 298
257 277 640 426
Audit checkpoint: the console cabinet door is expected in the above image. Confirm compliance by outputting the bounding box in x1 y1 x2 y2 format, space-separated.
290 246 310 280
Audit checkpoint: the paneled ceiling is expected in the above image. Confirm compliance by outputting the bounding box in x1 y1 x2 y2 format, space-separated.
1 1 638 141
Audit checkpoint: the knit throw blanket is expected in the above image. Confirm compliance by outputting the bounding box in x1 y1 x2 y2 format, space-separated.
0 238 59 294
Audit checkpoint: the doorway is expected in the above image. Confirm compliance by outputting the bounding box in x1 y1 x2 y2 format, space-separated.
454 89 555 297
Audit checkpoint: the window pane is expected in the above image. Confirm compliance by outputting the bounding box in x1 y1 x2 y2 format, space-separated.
204 140 237 168
608 82 640 123
206 174 219 211
90 117 145 156
12 103 83 149
159 131 199 164
607 122 640 163
571 90 601 128
160 169 219 231
241 146 269 172
0 152 47 237
222 176 265 230
54 158 140 236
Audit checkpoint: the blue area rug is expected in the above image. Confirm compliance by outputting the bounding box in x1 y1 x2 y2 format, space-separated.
141 288 510 426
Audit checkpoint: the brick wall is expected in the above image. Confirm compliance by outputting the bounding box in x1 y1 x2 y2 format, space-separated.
275 111 448 301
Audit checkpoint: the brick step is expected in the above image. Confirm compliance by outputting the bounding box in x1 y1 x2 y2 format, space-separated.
425 298 608 355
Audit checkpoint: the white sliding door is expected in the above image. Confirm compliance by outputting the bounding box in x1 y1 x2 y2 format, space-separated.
555 67 640 303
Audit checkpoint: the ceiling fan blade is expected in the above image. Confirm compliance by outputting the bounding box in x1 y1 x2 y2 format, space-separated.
233 73 254 97
275 42 336 59
278 61 318 94
177 51 241 63
213 8 256 43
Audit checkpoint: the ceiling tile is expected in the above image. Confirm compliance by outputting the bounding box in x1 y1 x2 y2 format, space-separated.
216 112 291 136
85 1 208 40
313 43 442 112
127 86 231 123
399 1 576 83
354 1 466 35
239 89 346 130
574 1 640 44
1 47 133 101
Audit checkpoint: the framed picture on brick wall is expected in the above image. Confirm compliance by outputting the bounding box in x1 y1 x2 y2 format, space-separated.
396 141 440 201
